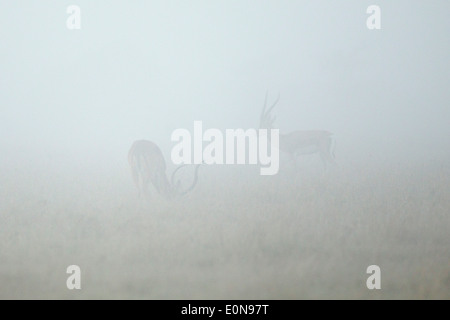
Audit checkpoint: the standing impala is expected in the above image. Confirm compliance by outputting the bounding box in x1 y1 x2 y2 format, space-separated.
128 140 200 199
260 93 335 169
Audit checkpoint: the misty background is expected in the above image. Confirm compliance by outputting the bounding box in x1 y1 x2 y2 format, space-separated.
0 1 449 299
1 1 449 168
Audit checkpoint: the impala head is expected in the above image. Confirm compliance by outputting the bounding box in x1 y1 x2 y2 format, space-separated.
128 140 200 200
260 92 280 130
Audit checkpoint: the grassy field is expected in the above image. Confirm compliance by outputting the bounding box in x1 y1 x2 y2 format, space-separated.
0 157 449 299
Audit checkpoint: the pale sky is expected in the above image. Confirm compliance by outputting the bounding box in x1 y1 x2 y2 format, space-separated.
1 1 449 167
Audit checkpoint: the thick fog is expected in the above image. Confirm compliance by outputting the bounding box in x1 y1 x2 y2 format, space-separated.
0 1 449 299
2 1 449 165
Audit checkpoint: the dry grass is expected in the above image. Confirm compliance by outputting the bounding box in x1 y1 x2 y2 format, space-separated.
0 159 449 299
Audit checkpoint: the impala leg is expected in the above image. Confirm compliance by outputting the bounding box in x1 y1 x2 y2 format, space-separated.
319 137 335 172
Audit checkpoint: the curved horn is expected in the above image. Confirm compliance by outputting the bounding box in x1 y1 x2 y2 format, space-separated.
260 92 280 127
265 93 280 118
260 90 269 123
171 164 201 196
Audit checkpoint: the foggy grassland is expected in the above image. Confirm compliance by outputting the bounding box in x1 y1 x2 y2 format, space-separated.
1 1 449 300
0 153 448 299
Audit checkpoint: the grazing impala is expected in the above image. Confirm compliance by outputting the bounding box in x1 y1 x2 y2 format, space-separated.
128 140 200 199
260 93 335 169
